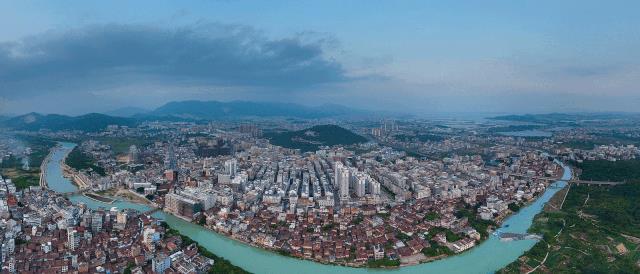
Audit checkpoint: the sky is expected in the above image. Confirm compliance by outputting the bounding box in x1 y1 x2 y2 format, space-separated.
0 0 639 116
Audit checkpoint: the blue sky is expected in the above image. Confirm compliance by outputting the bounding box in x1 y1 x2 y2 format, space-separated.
1 0 639 115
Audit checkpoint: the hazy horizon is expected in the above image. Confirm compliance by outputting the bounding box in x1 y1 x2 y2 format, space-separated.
1 1 639 115
4 99 640 121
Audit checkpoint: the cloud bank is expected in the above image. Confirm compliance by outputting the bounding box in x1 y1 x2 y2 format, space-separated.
0 21 637 115
0 23 347 99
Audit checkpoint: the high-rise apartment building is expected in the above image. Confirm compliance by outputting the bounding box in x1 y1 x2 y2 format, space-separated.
67 229 80 250
353 173 367 197
334 162 350 202
225 159 238 178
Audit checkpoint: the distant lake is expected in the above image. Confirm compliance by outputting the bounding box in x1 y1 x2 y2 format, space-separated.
499 130 552 137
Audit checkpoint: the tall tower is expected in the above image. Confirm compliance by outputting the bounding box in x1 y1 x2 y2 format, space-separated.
334 162 350 202
67 229 80 250
91 212 103 233
225 159 237 178
165 143 177 170
128 145 140 164
354 173 367 197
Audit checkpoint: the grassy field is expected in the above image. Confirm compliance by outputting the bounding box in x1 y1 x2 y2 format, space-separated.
0 135 55 189
91 137 155 155
500 160 640 273
1 167 40 189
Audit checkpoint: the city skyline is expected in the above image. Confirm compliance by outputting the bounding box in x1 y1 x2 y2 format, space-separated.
1 1 640 115
2 2 640 273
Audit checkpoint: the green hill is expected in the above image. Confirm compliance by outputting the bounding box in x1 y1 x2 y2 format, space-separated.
266 125 367 152
2 113 135 132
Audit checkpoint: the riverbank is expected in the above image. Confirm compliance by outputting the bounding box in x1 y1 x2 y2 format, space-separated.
1 141 57 190
500 160 640 273
62 162 90 189
97 188 154 206
41 142 252 274
497 170 565 223
44 142 575 274
177 165 569 269
163 223 251 274
38 143 59 188
42 143 87 191
84 192 116 203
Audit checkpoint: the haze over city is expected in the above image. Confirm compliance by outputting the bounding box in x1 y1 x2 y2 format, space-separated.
3 2 640 274
1 0 639 116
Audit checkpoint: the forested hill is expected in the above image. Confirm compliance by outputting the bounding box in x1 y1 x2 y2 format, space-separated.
265 125 368 152
576 159 640 182
1 113 135 132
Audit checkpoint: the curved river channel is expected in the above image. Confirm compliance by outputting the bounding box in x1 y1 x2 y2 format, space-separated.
47 142 572 274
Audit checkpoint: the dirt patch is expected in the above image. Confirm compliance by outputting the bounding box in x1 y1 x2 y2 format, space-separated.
615 243 628 254
621 234 640 244
543 186 569 212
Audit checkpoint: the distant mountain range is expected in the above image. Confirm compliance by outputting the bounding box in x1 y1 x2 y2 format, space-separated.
104 106 150 117
1 113 135 132
99 100 372 119
144 100 370 120
0 101 374 132
265 124 368 152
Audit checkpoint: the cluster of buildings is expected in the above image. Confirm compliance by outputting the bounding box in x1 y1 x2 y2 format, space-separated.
3 118 572 268
0 175 213 273
556 144 639 162
123 127 559 266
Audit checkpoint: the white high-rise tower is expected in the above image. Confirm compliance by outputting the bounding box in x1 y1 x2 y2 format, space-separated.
334 162 350 202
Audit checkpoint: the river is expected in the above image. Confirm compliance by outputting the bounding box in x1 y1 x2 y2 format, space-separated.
47 142 571 274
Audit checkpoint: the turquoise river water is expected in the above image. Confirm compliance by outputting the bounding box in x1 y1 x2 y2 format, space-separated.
47 142 571 274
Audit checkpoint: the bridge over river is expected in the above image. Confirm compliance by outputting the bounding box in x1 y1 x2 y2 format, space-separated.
59 188 91 197
504 172 625 186
143 208 162 215
483 169 625 186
